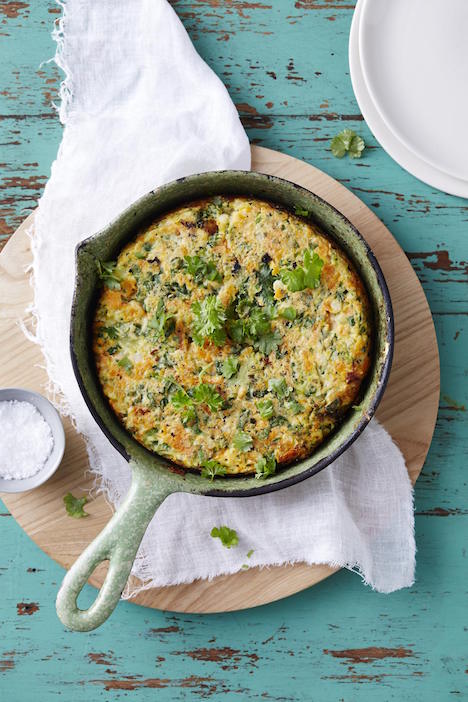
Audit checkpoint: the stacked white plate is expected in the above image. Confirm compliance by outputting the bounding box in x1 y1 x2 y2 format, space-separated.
350 0 468 198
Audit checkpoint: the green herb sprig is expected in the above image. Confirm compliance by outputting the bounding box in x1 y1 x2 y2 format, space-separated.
63 492 89 518
96 260 122 290
330 129 365 159
183 254 222 284
280 249 324 293
210 525 239 549
201 460 227 481
192 296 227 346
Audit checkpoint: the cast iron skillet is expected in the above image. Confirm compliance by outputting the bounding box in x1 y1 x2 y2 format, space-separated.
56 171 393 631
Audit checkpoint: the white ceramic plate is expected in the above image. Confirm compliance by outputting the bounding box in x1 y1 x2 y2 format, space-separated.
359 0 468 181
349 1 468 199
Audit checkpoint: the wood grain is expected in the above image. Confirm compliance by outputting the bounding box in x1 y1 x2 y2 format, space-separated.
0 145 439 613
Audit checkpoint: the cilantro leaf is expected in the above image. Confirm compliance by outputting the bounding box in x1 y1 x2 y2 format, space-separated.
63 492 89 518
268 378 289 398
330 129 365 159
247 549 254 558
201 460 227 481
183 254 222 284
192 383 223 411
233 431 253 453
257 398 274 419
117 356 133 372
96 260 122 290
210 526 239 549
255 454 277 479
280 249 324 292
221 356 239 379
192 296 227 346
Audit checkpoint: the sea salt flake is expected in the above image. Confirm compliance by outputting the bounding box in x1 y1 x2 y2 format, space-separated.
0 400 54 480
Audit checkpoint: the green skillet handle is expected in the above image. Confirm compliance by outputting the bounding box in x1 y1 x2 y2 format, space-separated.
56 463 174 632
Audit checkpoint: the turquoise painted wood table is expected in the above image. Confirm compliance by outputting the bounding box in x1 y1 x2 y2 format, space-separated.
1 2 467 698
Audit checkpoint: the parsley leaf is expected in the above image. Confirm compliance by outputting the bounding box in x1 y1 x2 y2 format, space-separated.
280 249 324 292
192 296 227 346
192 383 223 411
101 325 120 339
210 525 239 549
171 388 192 410
172 383 223 417
96 260 122 290
63 492 89 518
221 356 239 379
268 378 289 398
279 306 297 321
183 254 222 284
330 129 365 159
227 300 281 356
257 398 274 419
254 329 282 355
286 399 303 415
117 356 133 372
294 206 310 217
233 431 253 453
255 454 277 479
201 460 227 481
148 299 175 339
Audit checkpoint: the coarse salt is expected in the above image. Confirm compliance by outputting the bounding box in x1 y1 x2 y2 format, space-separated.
0 400 54 480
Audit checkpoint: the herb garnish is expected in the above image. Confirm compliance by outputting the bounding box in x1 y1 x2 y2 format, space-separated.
210 526 239 549
117 356 133 372
233 431 253 453
255 454 277 479
280 249 324 293
192 295 227 346
171 382 223 424
183 254 222 284
96 260 122 290
257 398 274 419
221 357 239 379
201 460 227 481
279 306 297 321
268 378 289 398
192 383 224 411
294 206 310 217
227 304 281 356
148 299 175 339
63 492 89 518
330 129 365 159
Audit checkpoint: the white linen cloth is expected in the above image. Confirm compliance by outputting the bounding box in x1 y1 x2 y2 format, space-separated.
31 0 415 595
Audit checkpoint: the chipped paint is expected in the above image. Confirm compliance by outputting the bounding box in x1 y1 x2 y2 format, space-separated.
16 602 39 615
324 646 415 663
0 1 29 19
90 674 219 693
173 646 259 670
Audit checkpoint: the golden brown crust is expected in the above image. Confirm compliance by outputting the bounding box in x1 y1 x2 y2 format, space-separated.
93 197 372 475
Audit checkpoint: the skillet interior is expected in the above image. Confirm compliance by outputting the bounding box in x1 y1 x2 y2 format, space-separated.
70 171 393 498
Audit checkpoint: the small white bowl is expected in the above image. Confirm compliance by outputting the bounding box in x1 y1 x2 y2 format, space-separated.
0 388 65 494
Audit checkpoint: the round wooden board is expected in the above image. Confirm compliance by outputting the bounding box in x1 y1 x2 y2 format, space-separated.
0 146 439 613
